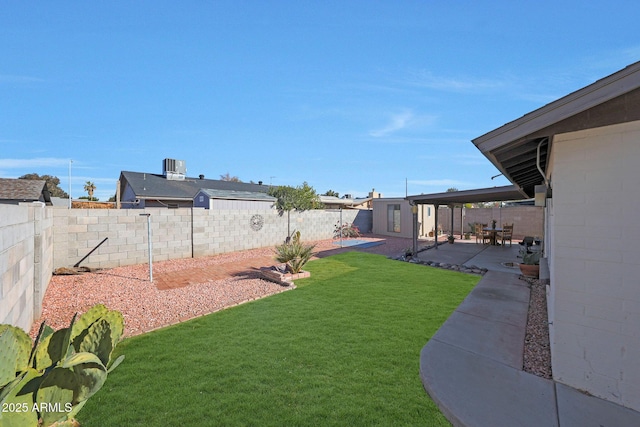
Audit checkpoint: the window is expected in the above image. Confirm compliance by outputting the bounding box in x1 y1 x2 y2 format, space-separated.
387 204 401 233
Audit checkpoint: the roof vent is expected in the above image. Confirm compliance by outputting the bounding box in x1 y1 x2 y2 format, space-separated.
163 158 186 180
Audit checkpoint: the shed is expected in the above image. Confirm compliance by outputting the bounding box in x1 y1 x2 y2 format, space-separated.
372 198 436 239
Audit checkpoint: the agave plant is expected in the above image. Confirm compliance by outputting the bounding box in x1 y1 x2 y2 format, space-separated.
274 231 316 273
0 304 125 427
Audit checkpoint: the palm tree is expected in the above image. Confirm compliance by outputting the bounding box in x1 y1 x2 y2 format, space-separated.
84 181 96 201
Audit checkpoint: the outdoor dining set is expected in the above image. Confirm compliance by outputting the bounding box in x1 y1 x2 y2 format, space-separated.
474 223 513 246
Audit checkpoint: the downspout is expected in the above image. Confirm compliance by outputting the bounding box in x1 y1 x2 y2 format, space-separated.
536 138 549 258
536 138 550 187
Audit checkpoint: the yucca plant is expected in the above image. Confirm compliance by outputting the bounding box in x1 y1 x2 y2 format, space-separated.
274 231 316 273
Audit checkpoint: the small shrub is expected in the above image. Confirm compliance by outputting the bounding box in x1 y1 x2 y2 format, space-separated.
521 250 541 265
333 222 361 239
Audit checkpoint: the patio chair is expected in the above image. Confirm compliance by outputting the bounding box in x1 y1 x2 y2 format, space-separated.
475 223 491 245
500 224 513 247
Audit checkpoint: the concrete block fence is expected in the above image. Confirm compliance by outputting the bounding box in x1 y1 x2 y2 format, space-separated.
1 205 370 331
53 208 370 269
437 206 544 239
0 204 53 332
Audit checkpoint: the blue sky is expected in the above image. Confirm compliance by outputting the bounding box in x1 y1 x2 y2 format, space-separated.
1 1 639 201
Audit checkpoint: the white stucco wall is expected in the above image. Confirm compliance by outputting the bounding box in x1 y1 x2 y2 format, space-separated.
372 199 435 239
549 120 640 411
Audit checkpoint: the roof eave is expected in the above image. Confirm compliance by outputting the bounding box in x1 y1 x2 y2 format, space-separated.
473 61 640 154
137 196 194 201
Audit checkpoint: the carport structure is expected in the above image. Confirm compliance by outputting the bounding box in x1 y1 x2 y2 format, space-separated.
405 184 527 254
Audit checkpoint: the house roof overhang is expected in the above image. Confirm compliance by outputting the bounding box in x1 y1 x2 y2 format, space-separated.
198 188 277 202
406 184 527 206
472 61 640 197
319 195 372 207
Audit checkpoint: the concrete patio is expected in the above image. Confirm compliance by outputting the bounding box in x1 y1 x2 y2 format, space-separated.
416 240 640 426
416 238 523 274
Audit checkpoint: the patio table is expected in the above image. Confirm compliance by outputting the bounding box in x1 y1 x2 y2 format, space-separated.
483 227 503 245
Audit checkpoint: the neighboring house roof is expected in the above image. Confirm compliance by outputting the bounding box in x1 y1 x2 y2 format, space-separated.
0 178 52 204
50 197 69 207
319 195 372 207
119 171 271 201
198 188 276 202
472 61 640 197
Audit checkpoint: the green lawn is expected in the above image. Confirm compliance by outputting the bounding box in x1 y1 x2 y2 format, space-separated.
78 252 479 427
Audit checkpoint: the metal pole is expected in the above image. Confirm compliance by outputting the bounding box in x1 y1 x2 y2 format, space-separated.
411 204 418 256
339 207 343 247
74 237 109 267
140 213 152 282
434 204 439 249
68 159 72 209
450 205 454 240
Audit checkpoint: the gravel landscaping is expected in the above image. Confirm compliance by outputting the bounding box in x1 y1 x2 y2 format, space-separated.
30 234 552 379
29 236 409 338
522 276 553 379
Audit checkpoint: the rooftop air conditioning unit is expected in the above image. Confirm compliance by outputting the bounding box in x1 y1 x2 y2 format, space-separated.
163 158 186 180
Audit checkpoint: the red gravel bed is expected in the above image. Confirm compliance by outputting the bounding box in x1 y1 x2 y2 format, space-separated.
30 236 412 339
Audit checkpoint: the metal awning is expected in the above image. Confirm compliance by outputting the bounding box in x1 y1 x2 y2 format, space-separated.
406 184 527 206
405 185 527 251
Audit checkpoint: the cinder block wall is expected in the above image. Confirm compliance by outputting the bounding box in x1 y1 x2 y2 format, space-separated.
52 208 365 269
1 205 367 331
437 206 544 239
0 204 53 332
53 208 194 269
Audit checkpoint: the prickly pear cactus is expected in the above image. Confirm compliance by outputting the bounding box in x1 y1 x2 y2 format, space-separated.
70 304 109 349
0 304 125 427
0 325 31 388
75 307 124 368
0 368 42 426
